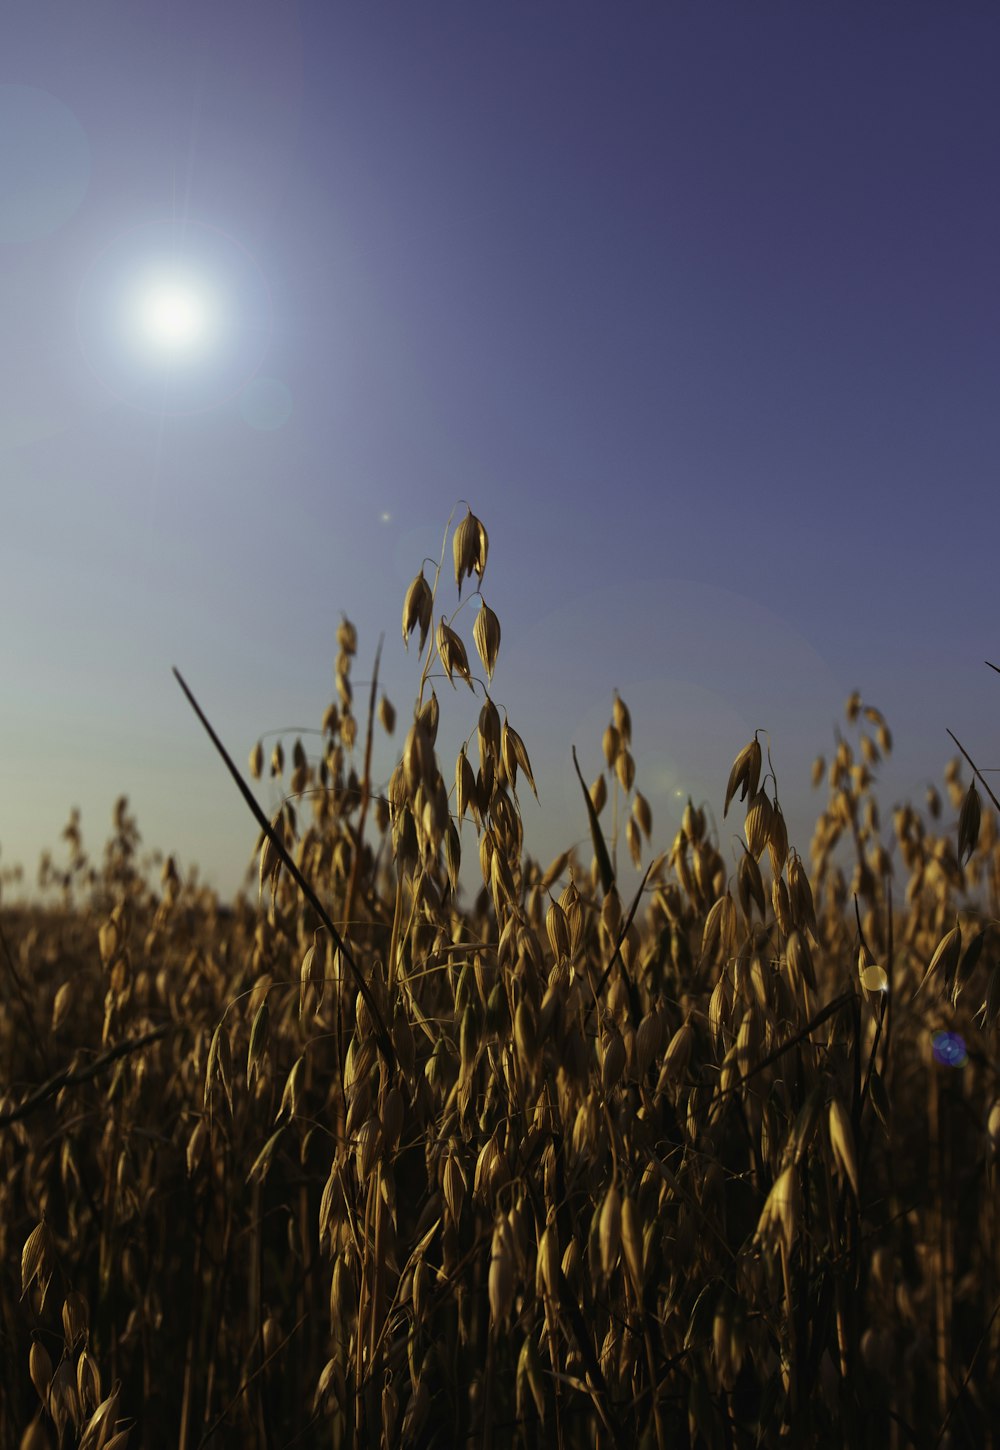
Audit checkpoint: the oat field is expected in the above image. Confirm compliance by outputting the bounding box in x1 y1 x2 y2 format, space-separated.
3 508 1000 1449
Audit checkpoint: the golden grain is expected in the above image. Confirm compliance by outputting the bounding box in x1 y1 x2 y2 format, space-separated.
5 507 999 1449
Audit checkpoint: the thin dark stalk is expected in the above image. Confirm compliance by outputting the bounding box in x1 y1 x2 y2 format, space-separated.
172 667 395 1071
195 1314 307 1449
946 728 1000 817
0 1022 177 1128
713 990 854 1098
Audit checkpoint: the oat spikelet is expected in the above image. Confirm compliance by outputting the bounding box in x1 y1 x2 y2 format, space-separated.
416 689 440 747
489 1215 515 1325
616 748 635 793
51 1360 81 1442
858 943 888 996
443 1145 467 1223
701 893 738 968
708 973 733 1057
514 999 538 1069
517 1334 546 1421
755 1164 800 1255
205 1021 234 1115
62 1293 88 1349
403 720 435 796
437 618 474 689
663 1021 695 1086
545 899 570 961
958 782 982 866
600 1020 626 1093
744 789 772 860
453 507 488 596
737 847 766 922
913 921 962 1000
402 572 434 653
603 725 621 767
501 718 538 800
786 929 817 992
21 1222 53 1298
767 799 788 877
278 1056 305 1121
613 692 631 745
247 999 270 1087
536 1221 560 1300
354 1117 380 1185
787 853 818 940
620 1194 644 1294
456 746 477 827
473 598 501 681
246 1126 284 1186
478 696 501 771
828 1096 860 1200
52 981 73 1033
632 790 652 839
453 512 474 595
258 809 286 904
337 616 357 655
634 1010 662 1078
724 736 762 818
29 1338 53 1404
599 1182 622 1276
953 927 987 1008
772 875 793 936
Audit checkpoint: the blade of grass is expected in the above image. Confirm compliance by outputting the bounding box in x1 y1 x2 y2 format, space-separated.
0 1023 176 1127
172 667 395 1071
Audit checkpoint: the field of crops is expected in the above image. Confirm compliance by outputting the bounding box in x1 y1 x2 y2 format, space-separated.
3 509 999 1448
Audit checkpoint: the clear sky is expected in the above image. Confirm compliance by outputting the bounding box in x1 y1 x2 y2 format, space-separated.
2 3 998 906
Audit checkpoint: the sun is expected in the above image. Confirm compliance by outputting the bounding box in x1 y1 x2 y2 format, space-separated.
77 218 273 413
127 268 218 358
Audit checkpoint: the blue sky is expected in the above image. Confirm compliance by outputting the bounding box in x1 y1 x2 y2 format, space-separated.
2 3 998 904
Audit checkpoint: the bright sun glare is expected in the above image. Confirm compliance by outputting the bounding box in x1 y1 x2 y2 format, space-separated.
129 270 216 357
78 218 272 413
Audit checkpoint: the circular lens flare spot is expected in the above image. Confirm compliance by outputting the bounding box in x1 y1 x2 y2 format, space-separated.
932 1031 967 1068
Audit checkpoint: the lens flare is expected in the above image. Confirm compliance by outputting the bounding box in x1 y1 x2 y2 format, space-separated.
932 1031 967 1068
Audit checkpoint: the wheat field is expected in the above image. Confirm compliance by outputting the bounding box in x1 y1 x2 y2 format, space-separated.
3 507 999 1449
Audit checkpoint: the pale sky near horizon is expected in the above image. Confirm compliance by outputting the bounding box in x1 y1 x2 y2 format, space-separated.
1 3 998 908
